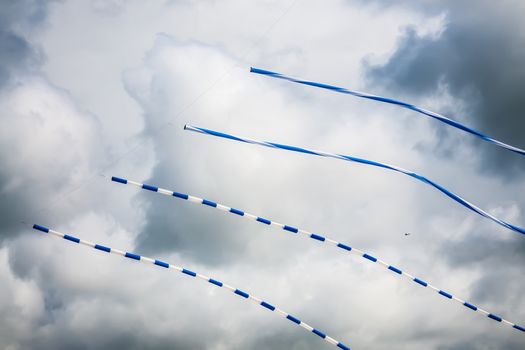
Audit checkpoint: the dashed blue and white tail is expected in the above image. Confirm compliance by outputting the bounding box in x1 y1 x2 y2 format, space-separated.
32 224 352 350
183 124 525 237
249 67 525 157
111 176 525 334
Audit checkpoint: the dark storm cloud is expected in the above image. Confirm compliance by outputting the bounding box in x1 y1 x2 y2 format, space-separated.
440 225 525 304
366 2 525 346
0 0 49 240
0 31 37 85
0 0 48 85
437 336 525 350
365 0 525 176
442 230 525 270
366 0 525 265
21 327 206 350
0 0 109 244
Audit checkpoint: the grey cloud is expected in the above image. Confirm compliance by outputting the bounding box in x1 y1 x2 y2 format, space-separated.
0 0 49 239
0 76 108 241
442 229 525 269
365 0 525 176
440 224 525 306
365 0 525 320
365 3 525 335
121 38 248 264
0 0 48 85
437 337 525 350
90 0 130 16
0 0 114 244
0 30 39 85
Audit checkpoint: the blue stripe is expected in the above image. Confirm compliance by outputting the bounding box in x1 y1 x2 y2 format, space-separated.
202 199 217 207
337 343 351 350
413 278 428 287
388 266 402 274
94 244 111 253
514 324 525 332
488 314 502 322
301 80 343 91
234 289 249 298
33 224 49 233
337 243 352 251
257 217 271 225
266 142 318 155
208 278 223 287
312 328 326 338
286 315 301 324
111 176 127 184
310 233 326 241
439 290 453 299
189 125 248 143
509 223 525 235
463 302 477 311
339 154 395 171
250 67 281 76
182 268 197 277
230 208 244 216
367 95 412 109
154 260 169 268
261 301 276 311
63 234 80 243
142 184 158 192
172 191 189 200
363 253 377 262
125 252 140 260
283 225 298 233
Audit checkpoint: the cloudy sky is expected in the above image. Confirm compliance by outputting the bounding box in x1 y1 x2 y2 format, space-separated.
1 0 524 349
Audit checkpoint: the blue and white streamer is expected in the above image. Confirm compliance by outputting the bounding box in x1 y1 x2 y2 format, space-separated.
32 224 352 350
111 176 525 333
249 67 525 157
183 124 525 236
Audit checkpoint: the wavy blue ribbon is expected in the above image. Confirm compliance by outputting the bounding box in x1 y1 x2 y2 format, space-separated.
249 67 525 157
184 124 524 236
